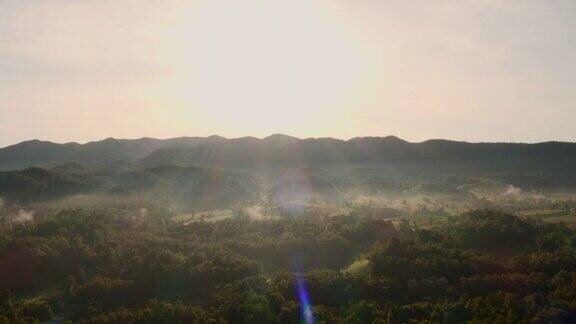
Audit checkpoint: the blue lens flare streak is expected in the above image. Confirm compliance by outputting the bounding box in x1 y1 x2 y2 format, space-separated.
294 272 315 324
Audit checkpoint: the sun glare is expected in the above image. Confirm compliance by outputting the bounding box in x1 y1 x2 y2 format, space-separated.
161 0 382 130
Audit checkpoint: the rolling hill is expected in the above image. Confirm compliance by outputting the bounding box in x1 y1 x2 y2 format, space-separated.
1 135 576 193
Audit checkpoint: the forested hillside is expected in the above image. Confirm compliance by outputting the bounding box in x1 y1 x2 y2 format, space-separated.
2 136 576 183
3 136 576 323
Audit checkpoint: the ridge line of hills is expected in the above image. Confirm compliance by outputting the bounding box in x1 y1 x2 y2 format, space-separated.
1 134 576 210
5 133 574 149
1 134 576 172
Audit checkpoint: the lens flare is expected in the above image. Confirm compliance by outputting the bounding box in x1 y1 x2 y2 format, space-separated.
294 273 315 324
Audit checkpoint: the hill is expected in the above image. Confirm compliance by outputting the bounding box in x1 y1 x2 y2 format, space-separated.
1 136 576 190
0 164 261 210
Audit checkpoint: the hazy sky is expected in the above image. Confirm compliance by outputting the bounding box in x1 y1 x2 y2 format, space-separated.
1 0 575 147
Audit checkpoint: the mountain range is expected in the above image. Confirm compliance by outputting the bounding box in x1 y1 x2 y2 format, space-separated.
2 135 575 175
1 135 575 209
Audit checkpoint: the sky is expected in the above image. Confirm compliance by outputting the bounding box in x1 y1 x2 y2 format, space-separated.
1 0 575 147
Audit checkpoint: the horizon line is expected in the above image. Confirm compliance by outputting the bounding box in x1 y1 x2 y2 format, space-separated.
2 134 575 149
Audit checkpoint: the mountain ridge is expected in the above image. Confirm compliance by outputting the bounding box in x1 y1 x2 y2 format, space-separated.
2 135 576 176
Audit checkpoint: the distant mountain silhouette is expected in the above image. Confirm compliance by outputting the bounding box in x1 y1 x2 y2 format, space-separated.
0 140 80 170
0 137 206 170
1 136 576 183
2 135 576 208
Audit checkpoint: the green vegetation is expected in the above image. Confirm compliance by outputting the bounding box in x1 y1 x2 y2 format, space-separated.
2 203 576 323
2 136 576 322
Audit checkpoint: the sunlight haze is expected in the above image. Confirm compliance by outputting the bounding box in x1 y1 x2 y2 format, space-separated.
1 0 575 146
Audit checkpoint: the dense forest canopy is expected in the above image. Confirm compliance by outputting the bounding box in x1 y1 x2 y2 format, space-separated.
2 204 576 323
